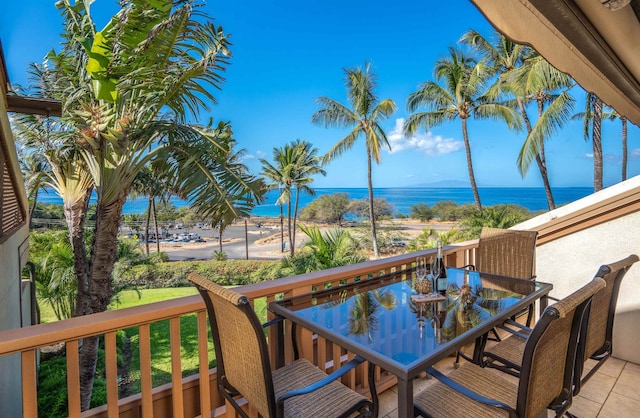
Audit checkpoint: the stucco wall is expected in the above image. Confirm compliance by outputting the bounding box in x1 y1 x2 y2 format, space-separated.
531 211 640 363
0 223 29 418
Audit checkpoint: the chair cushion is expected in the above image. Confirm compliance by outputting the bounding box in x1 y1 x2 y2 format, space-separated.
414 363 517 417
272 358 369 417
486 334 526 370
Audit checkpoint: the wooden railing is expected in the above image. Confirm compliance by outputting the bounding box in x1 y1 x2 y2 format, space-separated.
0 241 479 418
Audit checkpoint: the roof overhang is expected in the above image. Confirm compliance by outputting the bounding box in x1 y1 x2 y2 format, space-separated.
0 40 61 117
470 0 640 126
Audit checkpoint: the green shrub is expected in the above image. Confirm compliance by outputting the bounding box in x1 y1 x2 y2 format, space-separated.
114 259 284 289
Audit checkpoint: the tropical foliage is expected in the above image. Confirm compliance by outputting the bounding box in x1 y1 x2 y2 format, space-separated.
404 47 522 213
260 139 325 255
11 0 264 409
282 225 366 274
312 62 397 258
461 30 575 210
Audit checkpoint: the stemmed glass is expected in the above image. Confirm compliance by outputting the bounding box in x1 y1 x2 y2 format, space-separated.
415 257 428 295
429 257 441 297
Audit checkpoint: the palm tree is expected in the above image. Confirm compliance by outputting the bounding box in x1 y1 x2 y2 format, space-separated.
261 143 297 254
18 1 264 409
574 93 605 192
404 47 522 214
312 62 397 258
261 140 325 256
461 31 574 210
605 110 629 181
289 140 326 254
16 148 50 225
130 165 172 254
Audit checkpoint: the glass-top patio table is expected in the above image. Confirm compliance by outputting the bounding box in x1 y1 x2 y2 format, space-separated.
269 267 553 418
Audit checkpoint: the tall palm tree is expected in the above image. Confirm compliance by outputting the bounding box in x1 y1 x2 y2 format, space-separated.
18 1 264 409
261 143 297 253
261 140 325 255
130 165 172 254
574 93 605 192
312 62 397 258
404 47 522 214
289 140 325 254
605 110 629 181
461 31 574 210
511 54 575 209
16 146 50 225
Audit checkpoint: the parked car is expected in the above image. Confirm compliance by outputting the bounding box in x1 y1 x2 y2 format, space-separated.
391 238 406 247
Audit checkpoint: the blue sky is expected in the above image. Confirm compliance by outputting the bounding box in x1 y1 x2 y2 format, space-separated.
2 0 638 188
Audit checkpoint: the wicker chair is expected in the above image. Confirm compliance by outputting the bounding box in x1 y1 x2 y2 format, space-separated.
189 273 374 418
414 277 605 418
455 227 538 367
483 254 638 396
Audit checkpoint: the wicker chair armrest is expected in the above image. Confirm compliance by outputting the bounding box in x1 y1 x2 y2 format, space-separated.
262 316 283 329
426 367 516 415
277 356 365 405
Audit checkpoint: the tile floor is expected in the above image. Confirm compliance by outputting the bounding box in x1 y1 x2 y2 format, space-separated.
376 355 640 417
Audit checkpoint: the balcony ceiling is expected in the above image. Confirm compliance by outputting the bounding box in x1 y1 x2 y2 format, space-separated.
470 0 640 126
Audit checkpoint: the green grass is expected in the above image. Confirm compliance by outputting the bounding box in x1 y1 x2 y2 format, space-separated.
38 286 269 394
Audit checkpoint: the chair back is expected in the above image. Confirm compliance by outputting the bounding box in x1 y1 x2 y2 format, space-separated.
571 254 639 395
476 227 538 280
189 273 276 418
516 277 605 418
583 254 638 361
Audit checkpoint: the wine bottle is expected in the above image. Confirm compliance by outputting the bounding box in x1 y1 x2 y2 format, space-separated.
436 240 448 294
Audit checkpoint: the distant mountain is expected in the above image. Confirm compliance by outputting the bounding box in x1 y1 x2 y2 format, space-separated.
410 180 471 188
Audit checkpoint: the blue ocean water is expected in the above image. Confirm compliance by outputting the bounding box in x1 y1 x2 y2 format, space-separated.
37 187 594 216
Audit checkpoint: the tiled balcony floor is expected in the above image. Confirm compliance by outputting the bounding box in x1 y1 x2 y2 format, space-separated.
377 350 640 417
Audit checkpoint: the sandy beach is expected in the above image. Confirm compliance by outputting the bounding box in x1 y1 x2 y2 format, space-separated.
150 217 456 261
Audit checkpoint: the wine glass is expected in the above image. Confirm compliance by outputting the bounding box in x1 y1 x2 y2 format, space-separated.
430 257 441 297
415 257 428 295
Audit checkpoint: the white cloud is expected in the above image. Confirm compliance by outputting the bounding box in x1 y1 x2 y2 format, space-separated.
242 150 266 161
631 149 640 159
585 153 594 159
386 118 463 155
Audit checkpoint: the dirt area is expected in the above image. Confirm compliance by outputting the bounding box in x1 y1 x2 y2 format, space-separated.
152 217 457 261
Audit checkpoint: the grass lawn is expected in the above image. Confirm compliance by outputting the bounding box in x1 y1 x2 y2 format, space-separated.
38 286 269 394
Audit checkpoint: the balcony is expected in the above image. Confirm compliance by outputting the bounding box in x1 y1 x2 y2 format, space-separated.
2 177 640 417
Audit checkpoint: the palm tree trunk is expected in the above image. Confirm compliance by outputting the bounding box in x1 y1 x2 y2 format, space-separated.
280 203 284 253
535 99 555 210
292 187 300 256
28 189 38 228
461 118 482 213
152 197 160 253
367 148 380 258
144 197 152 255
219 225 223 253
593 98 604 192
622 116 628 181
68 188 92 318
79 192 127 410
287 199 293 256
518 98 556 210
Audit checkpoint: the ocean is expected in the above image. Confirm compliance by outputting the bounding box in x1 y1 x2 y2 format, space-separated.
36 187 594 216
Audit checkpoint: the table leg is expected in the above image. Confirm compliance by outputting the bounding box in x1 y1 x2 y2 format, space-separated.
397 377 413 418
